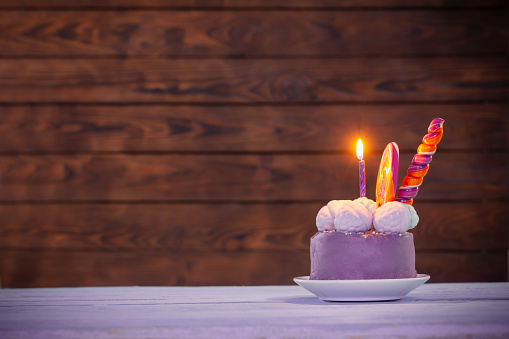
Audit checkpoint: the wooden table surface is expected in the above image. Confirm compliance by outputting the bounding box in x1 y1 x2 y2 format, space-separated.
1 283 508 338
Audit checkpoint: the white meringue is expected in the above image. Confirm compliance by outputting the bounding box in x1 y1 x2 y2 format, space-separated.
316 205 334 232
354 197 378 214
405 203 419 228
315 200 351 231
373 201 416 234
326 200 349 217
333 201 373 233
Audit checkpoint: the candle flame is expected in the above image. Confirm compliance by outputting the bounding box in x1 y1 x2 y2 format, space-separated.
356 138 364 160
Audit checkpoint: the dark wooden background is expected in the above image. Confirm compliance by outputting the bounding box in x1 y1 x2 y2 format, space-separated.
0 0 507 287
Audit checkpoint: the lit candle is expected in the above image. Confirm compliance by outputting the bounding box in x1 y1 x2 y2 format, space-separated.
356 138 366 197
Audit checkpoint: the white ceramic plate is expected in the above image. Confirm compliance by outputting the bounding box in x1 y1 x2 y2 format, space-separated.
293 274 430 301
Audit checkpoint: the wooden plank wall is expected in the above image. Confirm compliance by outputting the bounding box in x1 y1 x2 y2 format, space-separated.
0 0 507 287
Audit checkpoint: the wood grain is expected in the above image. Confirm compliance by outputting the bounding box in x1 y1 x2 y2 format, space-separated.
0 249 505 287
0 0 506 287
416 252 507 283
0 104 506 152
0 58 506 103
0 203 506 252
0 11 505 56
0 153 505 202
0 0 505 8
412 202 509 251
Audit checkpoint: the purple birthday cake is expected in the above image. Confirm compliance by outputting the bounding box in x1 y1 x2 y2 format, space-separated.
310 199 418 280
310 118 445 280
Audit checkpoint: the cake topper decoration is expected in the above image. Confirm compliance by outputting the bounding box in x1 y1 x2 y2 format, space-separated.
375 142 399 206
396 118 445 205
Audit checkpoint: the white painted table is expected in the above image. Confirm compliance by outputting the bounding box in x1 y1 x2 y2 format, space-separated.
1 283 508 338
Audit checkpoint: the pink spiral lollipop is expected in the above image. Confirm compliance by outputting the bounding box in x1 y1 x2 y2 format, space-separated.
396 118 445 205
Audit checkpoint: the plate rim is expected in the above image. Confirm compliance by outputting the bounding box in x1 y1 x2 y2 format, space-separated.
294 273 430 284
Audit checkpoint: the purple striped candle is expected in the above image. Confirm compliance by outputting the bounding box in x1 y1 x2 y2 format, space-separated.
356 139 366 198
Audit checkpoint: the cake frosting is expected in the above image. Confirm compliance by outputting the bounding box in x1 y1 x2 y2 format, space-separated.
310 231 416 280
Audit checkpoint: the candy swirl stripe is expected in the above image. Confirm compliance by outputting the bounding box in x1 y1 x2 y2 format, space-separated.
396 118 445 204
423 132 443 145
398 186 419 200
412 154 432 166
417 144 437 155
402 176 423 188
407 164 429 177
